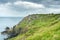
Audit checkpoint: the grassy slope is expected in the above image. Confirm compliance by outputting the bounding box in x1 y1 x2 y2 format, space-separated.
9 14 60 40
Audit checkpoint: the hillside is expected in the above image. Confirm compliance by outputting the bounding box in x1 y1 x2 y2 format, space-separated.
3 14 60 40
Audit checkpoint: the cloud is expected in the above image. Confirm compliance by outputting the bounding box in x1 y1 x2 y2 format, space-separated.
0 1 45 17
0 0 60 17
0 0 60 5
22 0 60 5
14 1 45 9
0 0 20 4
47 8 60 13
49 5 60 8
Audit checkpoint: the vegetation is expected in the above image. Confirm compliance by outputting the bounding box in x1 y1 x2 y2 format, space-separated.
2 14 60 40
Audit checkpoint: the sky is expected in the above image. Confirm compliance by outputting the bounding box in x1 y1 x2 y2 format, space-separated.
0 0 60 17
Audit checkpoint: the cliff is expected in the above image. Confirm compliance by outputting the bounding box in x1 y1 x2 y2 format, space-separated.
3 14 60 40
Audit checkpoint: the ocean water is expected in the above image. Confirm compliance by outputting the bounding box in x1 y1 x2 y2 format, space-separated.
0 17 23 40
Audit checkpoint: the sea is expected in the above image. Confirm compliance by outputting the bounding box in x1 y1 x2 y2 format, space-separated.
0 17 23 40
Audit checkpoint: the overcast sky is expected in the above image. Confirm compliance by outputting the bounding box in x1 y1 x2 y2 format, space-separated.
0 0 60 17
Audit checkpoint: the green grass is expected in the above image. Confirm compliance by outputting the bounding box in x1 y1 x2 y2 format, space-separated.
8 14 60 40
